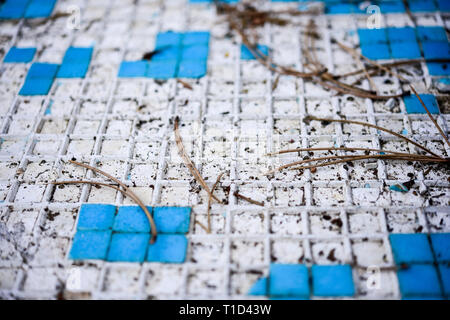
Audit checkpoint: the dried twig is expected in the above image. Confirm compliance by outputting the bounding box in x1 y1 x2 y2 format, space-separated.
409 85 450 148
177 79 193 90
234 191 264 207
266 147 438 158
174 117 221 203
66 160 157 243
52 181 125 196
337 41 378 93
206 172 224 233
266 153 443 175
335 58 450 79
271 74 280 92
195 219 210 233
304 116 441 158
219 3 404 100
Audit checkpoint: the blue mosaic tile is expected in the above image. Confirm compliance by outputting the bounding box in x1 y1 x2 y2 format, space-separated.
361 43 390 60
422 41 450 60
118 61 149 78
438 264 450 297
57 62 90 78
19 63 59 96
397 264 442 297
312 265 355 297
56 47 93 78
379 1 406 13
390 41 421 59
181 45 209 61
387 27 417 43
178 60 207 78
268 264 309 298
325 3 363 14
182 31 210 46
147 60 178 79
427 62 450 76
24 0 57 18
70 205 192 263
77 204 116 231
241 44 269 60
4 47 36 63
248 277 268 296
119 31 210 79
153 207 191 234
390 233 434 264
62 47 94 63
0 0 29 19
155 31 182 49
358 28 388 44
403 94 440 114
430 233 450 263
19 78 54 96
437 0 450 11
69 230 112 260
146 234 188 263
417 26 448 42
152 46 180 61
27 62 59 78
403 296 445 300
107 233 150 262
408 0 437 12
113 206 153 233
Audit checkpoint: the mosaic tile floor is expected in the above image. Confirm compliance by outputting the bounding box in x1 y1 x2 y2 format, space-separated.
0 0 449 299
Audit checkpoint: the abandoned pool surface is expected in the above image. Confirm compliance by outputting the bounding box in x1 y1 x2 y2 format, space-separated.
0 0 449 299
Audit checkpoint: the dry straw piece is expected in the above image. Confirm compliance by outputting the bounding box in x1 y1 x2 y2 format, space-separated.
52 160 158 243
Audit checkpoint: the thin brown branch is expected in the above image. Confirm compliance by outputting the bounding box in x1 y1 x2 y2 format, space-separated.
336 40 407 82
409 85 450 149
334 58 450 79
266 147 440 159
267 152 444 175
195 219 210 233
68 160 158 243
177 79 193 90
207 172 224 233
287 154 447 172
51 180 123 193
174 117 221 203
234 191 265 207
337 41 378 93
304 116 442 158
228 8 403 99
271 74 280 92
